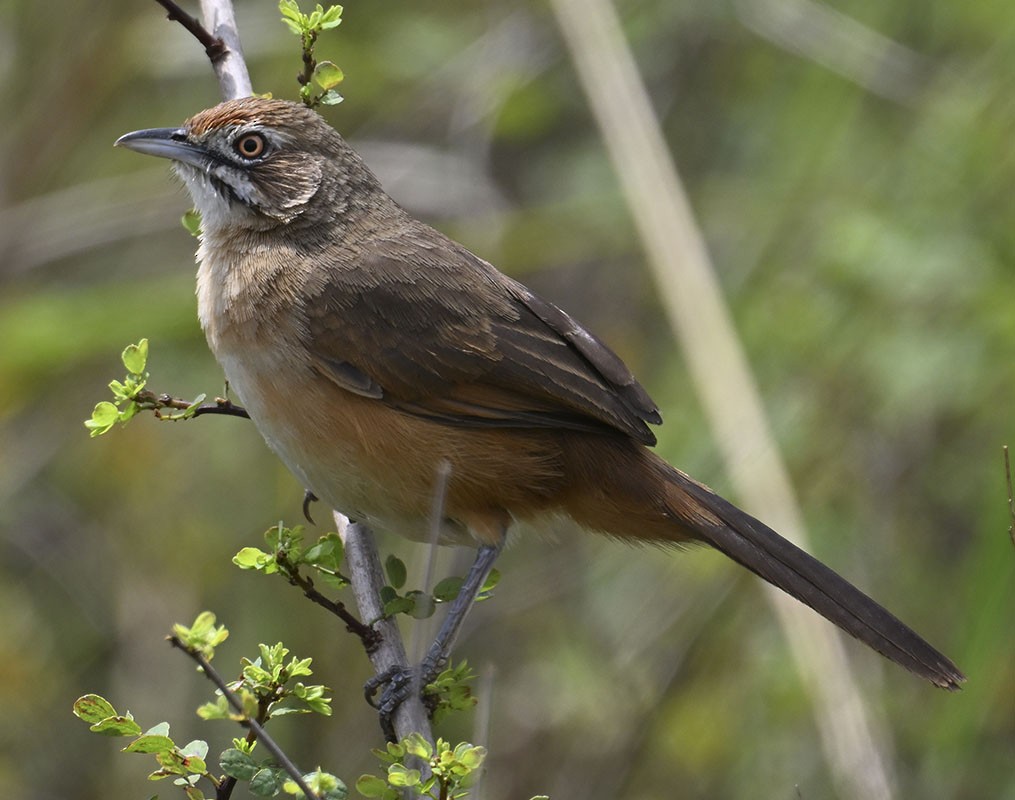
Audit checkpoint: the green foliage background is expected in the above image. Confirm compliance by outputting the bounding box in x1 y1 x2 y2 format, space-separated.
1 1 1012 798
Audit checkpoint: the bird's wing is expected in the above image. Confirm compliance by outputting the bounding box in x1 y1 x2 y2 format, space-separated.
303 224 661 445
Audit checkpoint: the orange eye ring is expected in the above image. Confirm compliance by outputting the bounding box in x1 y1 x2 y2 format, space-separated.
234 133 267 159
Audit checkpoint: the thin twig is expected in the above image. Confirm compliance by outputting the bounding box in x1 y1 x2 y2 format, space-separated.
152 0 226 58
218 693 275 799
168 635 320 800
274 552 380 651
143 392 250 420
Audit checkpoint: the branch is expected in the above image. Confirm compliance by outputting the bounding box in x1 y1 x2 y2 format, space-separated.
153 0 225 59
158 0 427 745
274 550 380 651
341 515 434 745
140 391 250 420
154 0 252 100
198 0 253 99
168 635 321 800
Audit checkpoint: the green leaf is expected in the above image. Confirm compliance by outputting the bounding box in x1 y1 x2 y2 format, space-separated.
196 696 231 720
432 576 463 602
457 745 486 770
250 767 283 796
284 770 347 799
288 656 314 678
384 555 407 589
89 716 144 737
317 89 344 106
279 0 307 30
122 339 149 375
313 61 344 90
84 401 121 436
480 569 501 593
155 748 189 774
220 748 259 780
180 740 209 760
125 734 176 754
318 5 343 28
181 208 202 237
182 756 207 775
355 775 388 798
386 763 421 788
382 595 415 617
233 546 273 570
303 696 332 715
476 567 501 600
73 694 117 724
264 706 308 718
304 533 343 569
402 732 433 760
371 745 397 765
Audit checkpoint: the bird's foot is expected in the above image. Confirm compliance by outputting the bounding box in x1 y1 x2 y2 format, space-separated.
364 655 446 742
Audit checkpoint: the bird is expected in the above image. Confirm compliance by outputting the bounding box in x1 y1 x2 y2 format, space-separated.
115 96 964 712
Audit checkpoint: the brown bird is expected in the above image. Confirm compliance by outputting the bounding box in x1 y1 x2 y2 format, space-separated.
116 97 964 711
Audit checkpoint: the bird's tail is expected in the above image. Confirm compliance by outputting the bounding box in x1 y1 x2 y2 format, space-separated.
565 442 965 689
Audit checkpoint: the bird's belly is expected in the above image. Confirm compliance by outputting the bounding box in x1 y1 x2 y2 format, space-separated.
212 342 497 544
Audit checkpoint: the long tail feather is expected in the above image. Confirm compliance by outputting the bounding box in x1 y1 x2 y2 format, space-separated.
665 467 965 689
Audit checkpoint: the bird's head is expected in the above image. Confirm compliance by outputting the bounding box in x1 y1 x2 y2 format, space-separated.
116 97 378 231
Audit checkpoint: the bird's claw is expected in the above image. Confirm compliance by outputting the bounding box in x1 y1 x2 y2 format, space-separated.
364 656 445 742
302 489 318 524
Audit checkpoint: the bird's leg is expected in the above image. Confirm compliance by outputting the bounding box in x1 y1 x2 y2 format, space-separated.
365 541 502 740
420 541 502 678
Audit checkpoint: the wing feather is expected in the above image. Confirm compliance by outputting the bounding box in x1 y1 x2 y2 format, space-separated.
304 223 661 444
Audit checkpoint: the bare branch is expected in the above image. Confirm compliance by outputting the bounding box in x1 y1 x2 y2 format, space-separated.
152 0 225 59
154 0 252 99
199 0 253 99
274 550 380 651
341 515 434 745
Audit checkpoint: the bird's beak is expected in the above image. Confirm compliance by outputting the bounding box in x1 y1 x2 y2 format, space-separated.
115 127 211 171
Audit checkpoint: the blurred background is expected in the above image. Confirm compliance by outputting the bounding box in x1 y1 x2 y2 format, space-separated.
1 0 1013 798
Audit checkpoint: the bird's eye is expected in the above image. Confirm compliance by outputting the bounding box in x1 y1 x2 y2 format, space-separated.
233 133 267 160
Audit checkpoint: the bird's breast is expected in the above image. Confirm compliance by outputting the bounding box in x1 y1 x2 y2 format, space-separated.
192 238 449 537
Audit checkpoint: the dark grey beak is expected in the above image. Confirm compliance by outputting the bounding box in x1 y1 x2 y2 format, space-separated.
115 127 211 171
